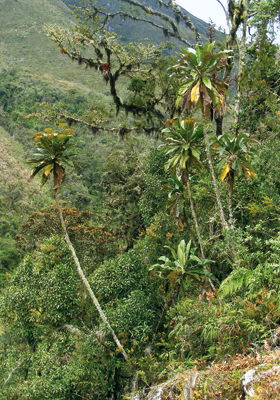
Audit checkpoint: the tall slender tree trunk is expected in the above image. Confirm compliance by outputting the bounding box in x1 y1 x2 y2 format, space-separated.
228 179 234 230
176 170 197 246
235 19 247 128
180 277 186 299
182 169 215 291
54 189 127 361
202 124 238 260
203 128 228 231
183 207 197 248
182 169 205 259
200 96 228 231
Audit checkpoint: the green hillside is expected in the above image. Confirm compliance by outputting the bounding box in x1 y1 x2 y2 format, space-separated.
0 125 51 225
0 125 52 278
1 1 280 400
0 0 215 84
0 0 104 91
0 0 222 106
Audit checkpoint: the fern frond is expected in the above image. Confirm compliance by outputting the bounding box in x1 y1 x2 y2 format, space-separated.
219 268 252 297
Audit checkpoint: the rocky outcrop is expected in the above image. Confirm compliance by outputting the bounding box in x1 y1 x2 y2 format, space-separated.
241 364 280 399
131 372 198 400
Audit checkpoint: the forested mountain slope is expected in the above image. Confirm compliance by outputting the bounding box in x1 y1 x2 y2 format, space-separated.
0 125 51 279
0 0 213 86
1 1 280 399
0 0 103 89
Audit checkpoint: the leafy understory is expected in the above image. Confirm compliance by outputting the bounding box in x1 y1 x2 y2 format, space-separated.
1 0 280 399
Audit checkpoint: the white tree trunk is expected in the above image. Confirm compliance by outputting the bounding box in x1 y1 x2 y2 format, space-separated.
54 189 127 361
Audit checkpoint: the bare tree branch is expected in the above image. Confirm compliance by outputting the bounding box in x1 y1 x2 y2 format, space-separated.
3 359 26 386
216 0 230 30
35 105 162 135
87 8 193 47
82 0 202 47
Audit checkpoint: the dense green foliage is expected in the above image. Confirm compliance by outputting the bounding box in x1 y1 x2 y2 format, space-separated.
1 1 280 399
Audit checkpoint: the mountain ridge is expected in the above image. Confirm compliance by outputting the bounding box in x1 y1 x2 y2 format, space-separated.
0 0 102 90
61 0 212 45
0 0 214 82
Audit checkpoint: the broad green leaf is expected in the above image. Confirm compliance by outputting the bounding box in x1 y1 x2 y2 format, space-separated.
41 173 49 186
179 154 189 170
149 263 162 271
177 81 194 96
158 256 171 263
29 163 49 179
190 148 200 159
177 245 185 267
185 240 191 259
164 245 177 261
202 76 213 91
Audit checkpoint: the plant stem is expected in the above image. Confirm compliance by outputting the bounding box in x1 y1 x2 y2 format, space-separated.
180 277 186 299
182 169 205 259
204 129 228 231
182 170 215 291
54 189 127 361
183 207 197 247
229 179 234 230
202 118 237 261
200 95 228 231
235 19 247 128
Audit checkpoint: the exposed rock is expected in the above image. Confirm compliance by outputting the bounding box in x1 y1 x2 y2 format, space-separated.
131 372 198 400
130 350 280 400
241 364 264 398
241 363 280 399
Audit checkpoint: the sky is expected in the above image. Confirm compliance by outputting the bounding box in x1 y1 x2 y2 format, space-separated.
176 0 228 31
176 0 280 41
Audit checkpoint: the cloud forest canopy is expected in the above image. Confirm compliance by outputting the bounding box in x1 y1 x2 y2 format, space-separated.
45 0 228 135
2 1 280 399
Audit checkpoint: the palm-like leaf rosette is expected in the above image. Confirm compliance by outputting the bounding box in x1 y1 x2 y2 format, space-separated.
172 42 232 119
28 128 80 189
162 118 204 173
164 173 186 218
210 132 259 186
150 239 216 296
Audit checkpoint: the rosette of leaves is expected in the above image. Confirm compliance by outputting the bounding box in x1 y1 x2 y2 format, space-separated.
162 118 204 173
161 119 205 255
163 173 196 244
172 42 232 119
164 173 186 217
211 132 259 227
211 132 259 188
150 239 215 298
28 128 80 189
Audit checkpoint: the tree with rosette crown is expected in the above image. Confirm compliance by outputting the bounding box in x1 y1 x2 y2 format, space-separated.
28 128 79 188
162 118 205 258
172 42 232 231
28 127 128 360
150 239 216 299
211 132 259 229
174 42 231 123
